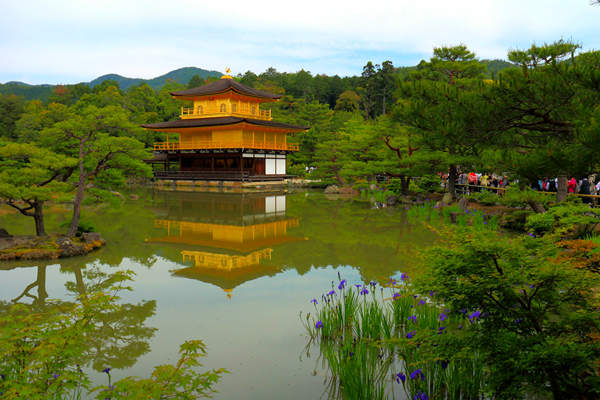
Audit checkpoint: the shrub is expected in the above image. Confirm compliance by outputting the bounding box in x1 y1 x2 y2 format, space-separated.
467 191 499 206
415 174 442 193
498 210 534 232
418 227 600 399
499 187 552 209
525 203 600 238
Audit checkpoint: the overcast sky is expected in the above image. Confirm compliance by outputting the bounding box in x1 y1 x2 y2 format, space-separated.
1 0 598 84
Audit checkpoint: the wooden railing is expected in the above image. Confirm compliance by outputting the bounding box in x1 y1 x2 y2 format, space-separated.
153 141 299 152
181 106 271 120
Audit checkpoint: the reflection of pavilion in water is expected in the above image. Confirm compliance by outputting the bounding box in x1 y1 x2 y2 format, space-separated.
148 192 305 297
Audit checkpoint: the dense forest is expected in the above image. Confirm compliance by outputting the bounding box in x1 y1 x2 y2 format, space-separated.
1 40 599 236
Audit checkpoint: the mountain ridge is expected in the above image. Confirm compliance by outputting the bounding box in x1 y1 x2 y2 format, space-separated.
0 67 223 101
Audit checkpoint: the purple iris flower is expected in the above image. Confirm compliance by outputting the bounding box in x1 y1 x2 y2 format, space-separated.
469 311 481 321
440 312 447 321
369 281 377 287
338 280 347 290
53 373 59 379
410 368 425 381
315 320 323 329
441 360 449 370
406 330 416 339
414 391 429 400
438 326 446 334
389 278 398 285
360 288 369 295
418 299 426 306
515 319 520 324
327 290 336 296
396 372 406 383
393 292 401 300
458 324 463 330
355 284 362 289
408 315 417 323
310 298 318 305
102 368 111 374
400 273 408 281
459 308 467 314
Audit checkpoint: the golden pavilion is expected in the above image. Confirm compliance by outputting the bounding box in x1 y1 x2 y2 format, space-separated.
142 70 308 182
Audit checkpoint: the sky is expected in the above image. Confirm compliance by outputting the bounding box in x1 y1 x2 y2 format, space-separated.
1 0 598 85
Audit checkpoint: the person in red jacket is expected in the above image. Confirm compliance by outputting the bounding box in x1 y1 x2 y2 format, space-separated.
568 177 577 193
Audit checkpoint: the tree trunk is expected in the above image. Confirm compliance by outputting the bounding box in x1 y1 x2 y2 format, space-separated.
448 165 458 199
68 157 87 237
400 175 410 194
382 87 387 115
557 175 567 202
527 200 546 214
33 200 46 236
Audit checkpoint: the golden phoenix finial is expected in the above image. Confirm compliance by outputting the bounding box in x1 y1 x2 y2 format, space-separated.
221 67 233 79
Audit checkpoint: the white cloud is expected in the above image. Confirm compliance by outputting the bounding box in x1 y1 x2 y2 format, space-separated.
1 0 598 83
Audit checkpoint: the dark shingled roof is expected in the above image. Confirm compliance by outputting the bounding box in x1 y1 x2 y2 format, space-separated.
141 116 308 131
170 78 282 100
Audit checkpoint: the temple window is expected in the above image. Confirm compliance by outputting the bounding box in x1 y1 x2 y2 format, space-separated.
220 104 226 113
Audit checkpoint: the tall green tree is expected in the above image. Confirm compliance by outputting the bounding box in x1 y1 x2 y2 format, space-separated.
0 94 26 139
395 45 490 197
0 143 75 236
377 60 395 115
187 74 205 89
42 105 151 237
359 62 378 119
486 41 600 201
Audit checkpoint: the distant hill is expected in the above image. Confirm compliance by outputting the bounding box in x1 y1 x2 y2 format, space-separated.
0 67 223 101
89 67 223 90
0 81 54 102
481 59 516 77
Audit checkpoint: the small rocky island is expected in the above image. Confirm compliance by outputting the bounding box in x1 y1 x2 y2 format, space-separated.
0 229 105 261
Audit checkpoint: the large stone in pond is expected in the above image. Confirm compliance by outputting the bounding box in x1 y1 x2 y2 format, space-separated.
386 195 399 206
324 185 340 194
56 236 87 257
338 186 358 195
458 197 469 211
82 232 103 244
441 192 453 206
0 228 11 238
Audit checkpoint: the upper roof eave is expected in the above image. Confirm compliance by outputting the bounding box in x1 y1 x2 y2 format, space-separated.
170 78 282 101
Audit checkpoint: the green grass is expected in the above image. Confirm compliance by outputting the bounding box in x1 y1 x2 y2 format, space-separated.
405 201 498 232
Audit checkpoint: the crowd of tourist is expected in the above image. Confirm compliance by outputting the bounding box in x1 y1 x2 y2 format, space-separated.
531 176 600 195
437 170 600 205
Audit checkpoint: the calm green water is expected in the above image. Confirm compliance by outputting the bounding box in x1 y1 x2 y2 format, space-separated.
0 189 436 399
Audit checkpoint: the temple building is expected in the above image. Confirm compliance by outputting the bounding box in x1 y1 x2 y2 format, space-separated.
142 70 308 182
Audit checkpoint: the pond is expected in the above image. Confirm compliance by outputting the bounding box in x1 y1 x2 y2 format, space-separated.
0 188 437 399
